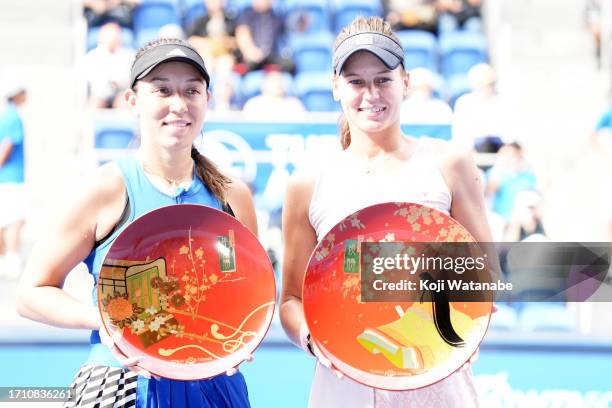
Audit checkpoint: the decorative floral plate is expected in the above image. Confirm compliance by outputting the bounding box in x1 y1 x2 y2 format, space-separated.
98 204 275 380
303 202 493 390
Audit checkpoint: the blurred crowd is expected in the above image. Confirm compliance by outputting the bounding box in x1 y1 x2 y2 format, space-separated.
81 0 488 113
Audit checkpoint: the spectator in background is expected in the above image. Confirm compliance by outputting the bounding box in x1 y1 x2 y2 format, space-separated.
235 0 295 74
437 0 483 32
485 142 537 221
504 190 547 242
477 168 505 242
585 0 602 68
384 0 438 34
210 75 240 113
242 70 305 119
0 84 27 280
400 67 452 124
452 63 506 152
83 22 135 109
187 0 238 74
210 54 241 112
83 0 140 29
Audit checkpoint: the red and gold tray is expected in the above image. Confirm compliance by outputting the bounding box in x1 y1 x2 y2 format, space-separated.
98 204 275 380
303 202 492 390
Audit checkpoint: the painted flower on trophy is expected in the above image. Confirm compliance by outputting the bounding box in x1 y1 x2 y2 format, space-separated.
149 315 167 332
341 275 360 300
150 276 164 289
161 278 180 295
170 294 186 307
102 292 145 328
145 305 158 316
167 323 185 338
131 319 146 333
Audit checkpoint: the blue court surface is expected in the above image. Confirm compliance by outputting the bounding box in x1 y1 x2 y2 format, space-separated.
2 334 612 407
0 342 315 407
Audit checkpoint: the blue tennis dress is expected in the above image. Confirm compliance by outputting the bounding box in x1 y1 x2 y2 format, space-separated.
64 157 250 408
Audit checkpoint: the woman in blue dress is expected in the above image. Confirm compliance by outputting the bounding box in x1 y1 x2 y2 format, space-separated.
17 38 256 408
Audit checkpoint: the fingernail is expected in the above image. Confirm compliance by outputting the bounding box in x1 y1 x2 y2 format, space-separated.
123 356 143 367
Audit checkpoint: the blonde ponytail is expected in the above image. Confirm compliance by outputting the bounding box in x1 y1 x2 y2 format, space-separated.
338 114 351 150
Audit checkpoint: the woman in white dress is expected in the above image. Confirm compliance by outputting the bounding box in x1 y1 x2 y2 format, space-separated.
280 16 494 408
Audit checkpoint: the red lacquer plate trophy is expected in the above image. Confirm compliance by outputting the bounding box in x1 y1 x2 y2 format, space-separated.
98 204 276 380
303 202 493 390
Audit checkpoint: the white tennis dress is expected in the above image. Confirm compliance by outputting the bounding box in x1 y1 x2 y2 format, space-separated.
307 138 480 408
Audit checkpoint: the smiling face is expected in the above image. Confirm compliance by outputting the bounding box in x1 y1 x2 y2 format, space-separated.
333 51 408 136
126 61 210 151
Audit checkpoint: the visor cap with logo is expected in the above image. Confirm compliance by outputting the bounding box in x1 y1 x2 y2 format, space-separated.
333 32 405 75
130 43 210 89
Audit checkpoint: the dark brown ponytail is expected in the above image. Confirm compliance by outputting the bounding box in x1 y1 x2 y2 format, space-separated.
191 146 232 203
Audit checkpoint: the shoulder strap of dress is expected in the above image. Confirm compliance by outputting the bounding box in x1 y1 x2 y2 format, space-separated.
93 158 135 247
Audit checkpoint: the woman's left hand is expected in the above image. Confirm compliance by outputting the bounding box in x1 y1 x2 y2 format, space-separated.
226 354 254 376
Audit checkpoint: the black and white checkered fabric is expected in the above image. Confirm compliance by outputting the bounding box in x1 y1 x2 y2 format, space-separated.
63 365 138 408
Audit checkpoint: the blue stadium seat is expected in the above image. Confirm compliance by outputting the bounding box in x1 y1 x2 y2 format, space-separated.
94 121 137 149
446 73 471 109
396 30 438 72
133 2 180 42
226 0 262 16
182 2 207 29
86 27 135 51
333 0 382 32
240 70 266 103
183 0 205 6
141 0 181 6
289 31 334 73
439 31 488 78
135 28 164 48
239 70 295 106
210 71 243 108
295 72 339 112
284 0 332 34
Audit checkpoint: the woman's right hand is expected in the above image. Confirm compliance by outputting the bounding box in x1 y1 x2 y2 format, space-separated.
310 339 344 379
300 324 343 379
